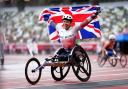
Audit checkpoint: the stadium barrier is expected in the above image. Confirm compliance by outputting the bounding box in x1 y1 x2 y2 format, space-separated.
4 42 97 54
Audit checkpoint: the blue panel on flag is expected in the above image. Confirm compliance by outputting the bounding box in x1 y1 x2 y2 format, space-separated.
80 28 97 38
50 8 60 12
72 6 88 11
48 22 56 34
43 14 51 21
88 7 97 11
93 21 100 29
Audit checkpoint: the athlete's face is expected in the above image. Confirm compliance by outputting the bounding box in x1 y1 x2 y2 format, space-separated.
110 39 115 42
62 20 72 30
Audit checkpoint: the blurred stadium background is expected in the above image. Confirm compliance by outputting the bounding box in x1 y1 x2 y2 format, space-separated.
0 0 128 54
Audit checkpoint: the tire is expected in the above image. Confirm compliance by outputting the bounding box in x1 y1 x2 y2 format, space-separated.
51 66 70 81
25 58 42 85
72 45 91 82
97 52 107 67
108 56 117 67
120 55 127 68
51 47 70 81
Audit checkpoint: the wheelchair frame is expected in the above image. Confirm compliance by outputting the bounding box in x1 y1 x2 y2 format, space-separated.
25 45 92 85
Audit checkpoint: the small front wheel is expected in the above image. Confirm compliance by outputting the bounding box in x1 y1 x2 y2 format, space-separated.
25 58 42 85
108 56 117 67
97 51 107 67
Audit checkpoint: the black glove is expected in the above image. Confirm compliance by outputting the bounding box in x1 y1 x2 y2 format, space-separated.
95 7 101 15
91 7 101 19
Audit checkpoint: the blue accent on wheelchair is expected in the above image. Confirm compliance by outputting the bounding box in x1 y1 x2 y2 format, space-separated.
107 50 114 56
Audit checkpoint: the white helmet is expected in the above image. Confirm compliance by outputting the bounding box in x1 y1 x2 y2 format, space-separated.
109 34 116 40
62 14 73 21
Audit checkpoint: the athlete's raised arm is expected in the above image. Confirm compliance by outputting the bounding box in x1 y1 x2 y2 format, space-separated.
79 7 101 29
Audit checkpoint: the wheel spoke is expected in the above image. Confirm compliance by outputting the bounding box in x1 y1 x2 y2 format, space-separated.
76 66 80 74
60 67 63 77
97 52 107 67
80 66 89 76
72 45 91 82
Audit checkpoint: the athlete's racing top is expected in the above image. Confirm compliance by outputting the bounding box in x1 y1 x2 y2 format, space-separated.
56 23 81 49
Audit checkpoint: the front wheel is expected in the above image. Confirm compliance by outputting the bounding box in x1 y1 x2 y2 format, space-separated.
25 58 42 85
108 56 117 67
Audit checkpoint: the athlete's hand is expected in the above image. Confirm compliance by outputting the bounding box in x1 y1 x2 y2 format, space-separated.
91 7 101 19
95 7 101 15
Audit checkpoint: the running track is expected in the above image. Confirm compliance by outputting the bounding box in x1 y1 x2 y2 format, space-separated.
0 54 128 89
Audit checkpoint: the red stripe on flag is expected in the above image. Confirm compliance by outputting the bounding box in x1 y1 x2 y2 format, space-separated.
61 7 72 15
87 24 94 28
39 16 43 21
43 10 56 14
94 28 102 36
73 14 93 22
50 13 93 23
50 16 62 23
51 35 59 40
87 24 101 36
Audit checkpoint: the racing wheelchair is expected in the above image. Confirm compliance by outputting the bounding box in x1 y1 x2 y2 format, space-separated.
25 45 91 85
97 43 127 68
97 49 118 67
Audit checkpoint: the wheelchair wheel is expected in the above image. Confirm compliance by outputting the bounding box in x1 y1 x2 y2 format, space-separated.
120 55 127 68
97 51 107 67
51 66 70 81
108 56 117 67
51 47 70 81
25 58 42 85
72 45 91 82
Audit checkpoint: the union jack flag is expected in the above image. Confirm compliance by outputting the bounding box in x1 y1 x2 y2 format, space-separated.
39 5 102 40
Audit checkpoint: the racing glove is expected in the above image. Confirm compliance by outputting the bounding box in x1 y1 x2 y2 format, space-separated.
91 7 101 19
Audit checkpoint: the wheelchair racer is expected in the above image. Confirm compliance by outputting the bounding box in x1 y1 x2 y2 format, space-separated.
55 8 101 58
101 34 117 60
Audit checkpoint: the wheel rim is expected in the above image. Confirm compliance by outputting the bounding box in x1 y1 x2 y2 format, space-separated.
97 53 107 67
72 46 91 82
51 47 70 81
108 57 117 67
25 58 41 85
